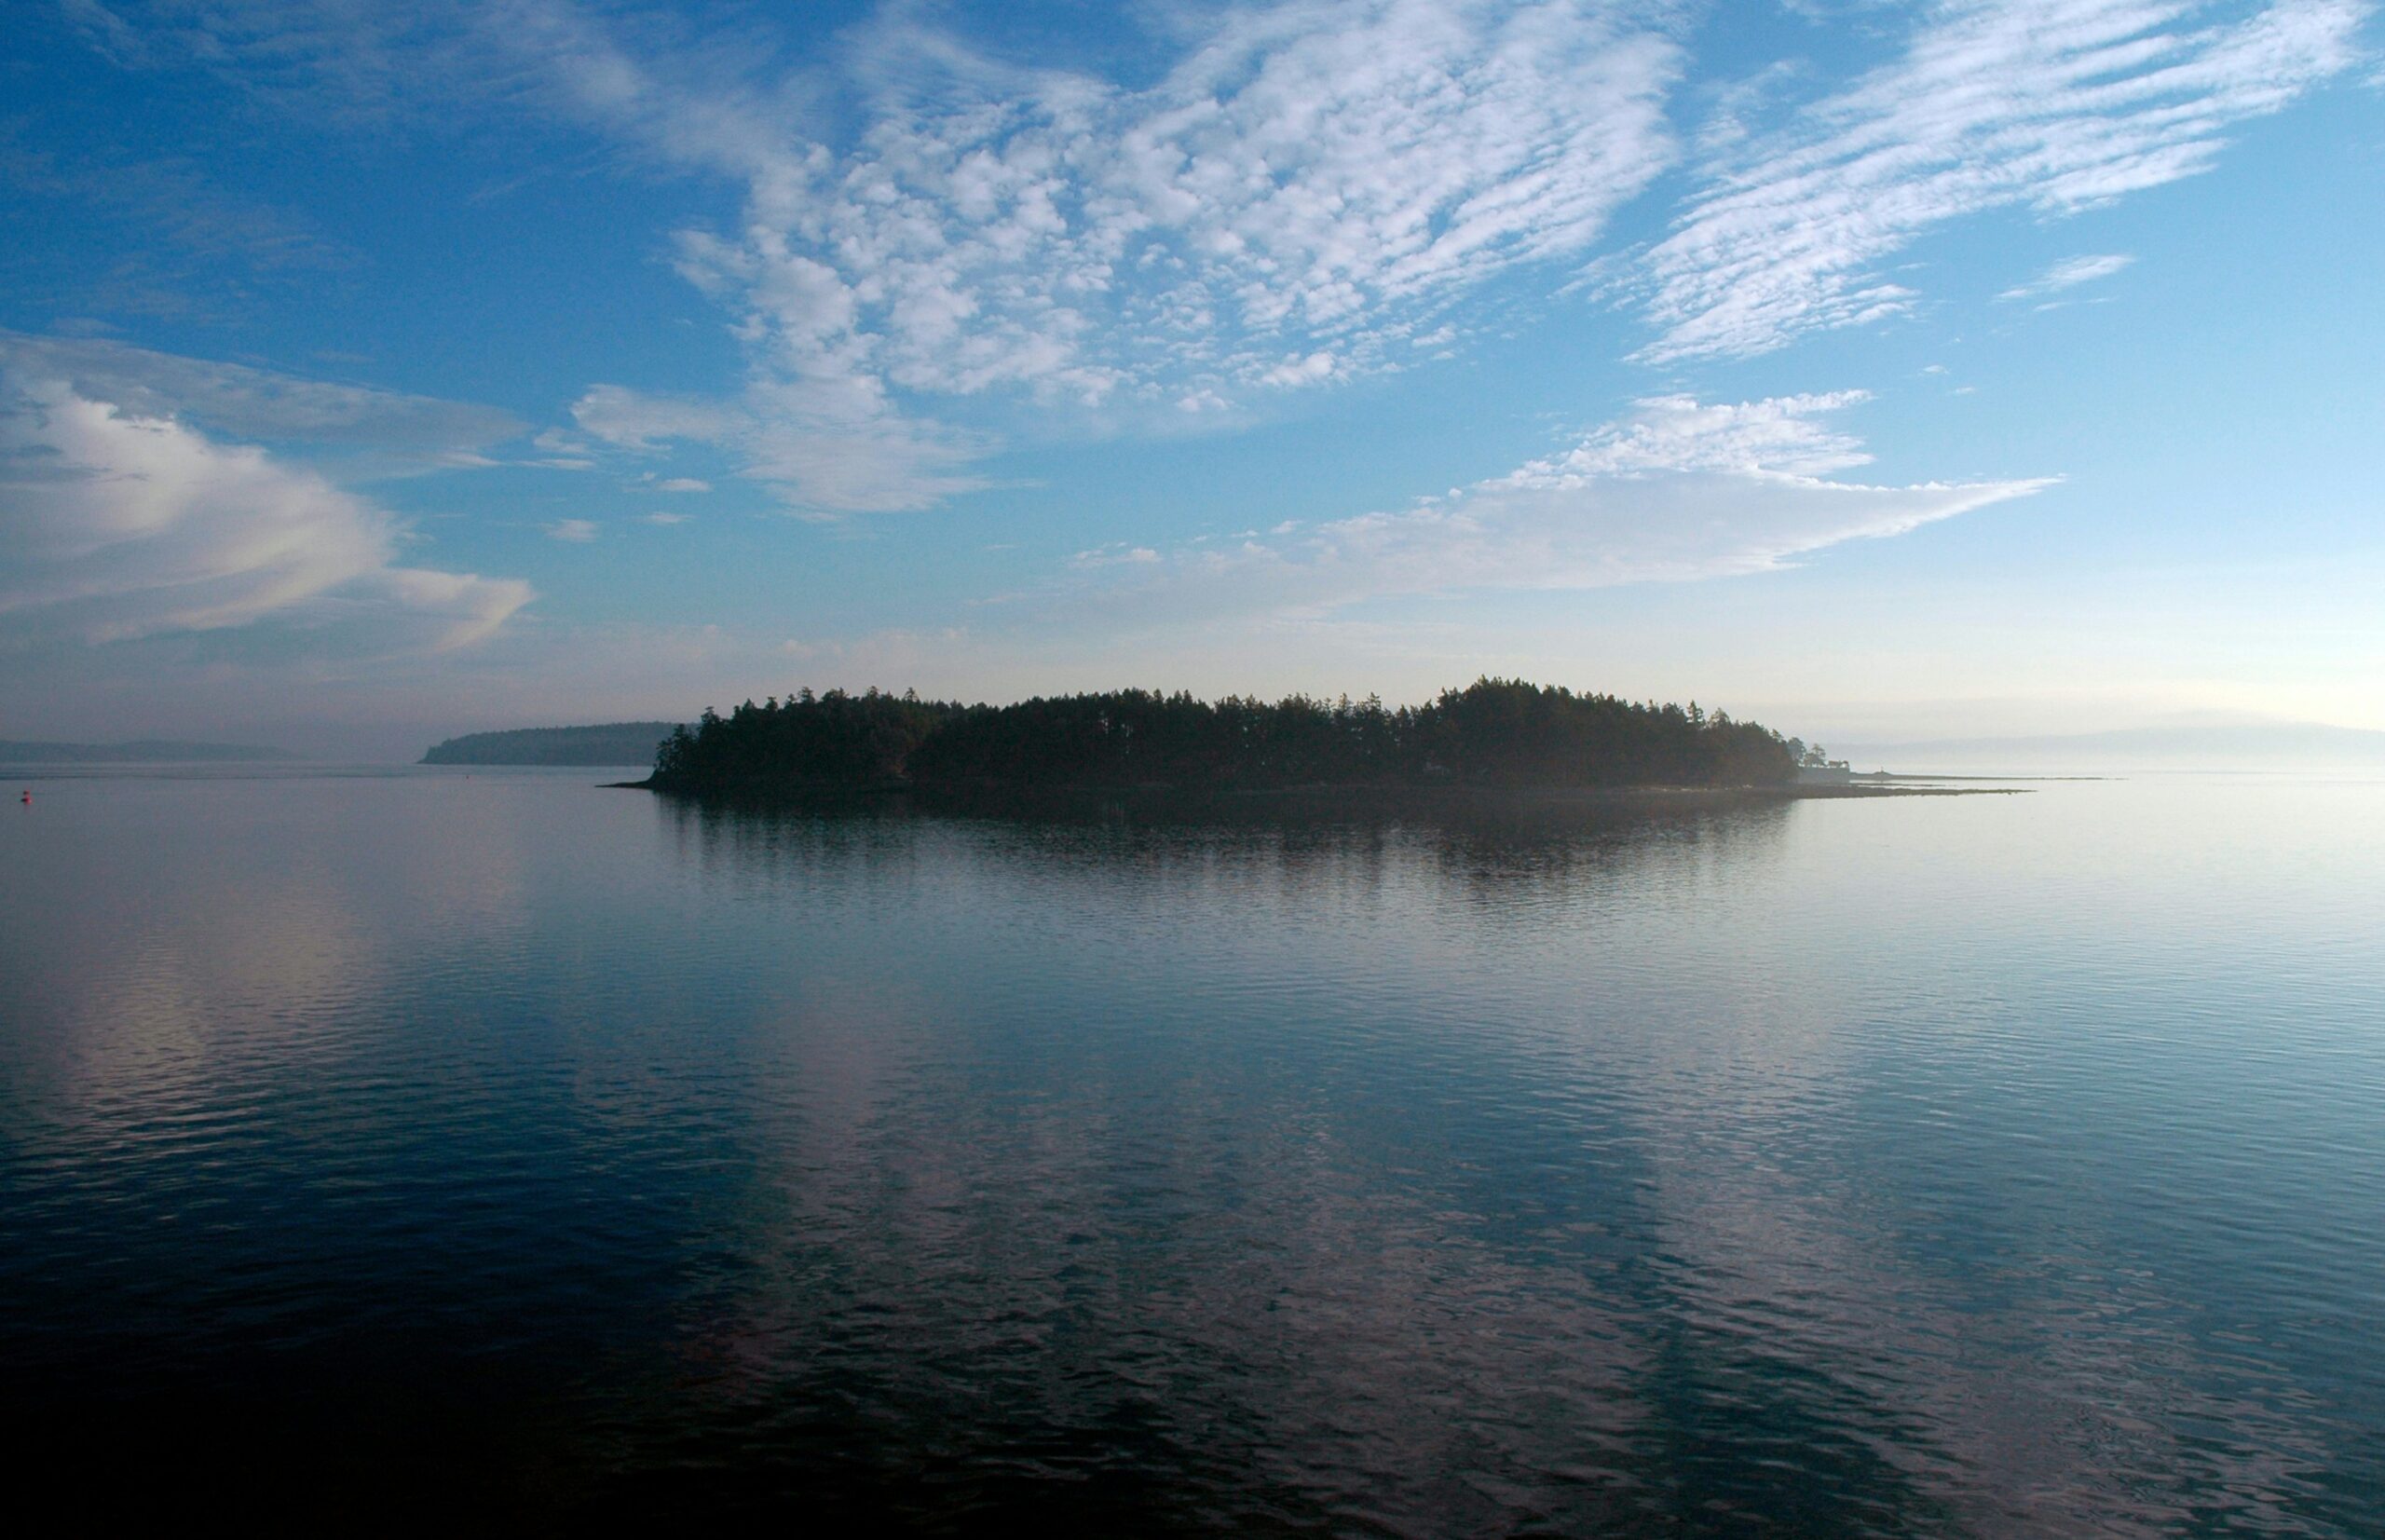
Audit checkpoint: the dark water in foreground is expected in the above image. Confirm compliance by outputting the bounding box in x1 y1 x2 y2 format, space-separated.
3 769 2381 1533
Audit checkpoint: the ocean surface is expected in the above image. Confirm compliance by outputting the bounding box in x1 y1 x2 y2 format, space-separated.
3 767 2380 1533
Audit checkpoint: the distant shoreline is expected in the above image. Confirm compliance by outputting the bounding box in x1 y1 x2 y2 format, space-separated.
0 738 300 764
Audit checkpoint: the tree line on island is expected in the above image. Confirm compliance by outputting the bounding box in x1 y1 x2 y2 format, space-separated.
423 722 685 766
645 678 1808 795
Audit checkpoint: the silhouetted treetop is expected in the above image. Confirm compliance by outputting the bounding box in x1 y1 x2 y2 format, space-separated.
422 722 682 766
647 679 1797 795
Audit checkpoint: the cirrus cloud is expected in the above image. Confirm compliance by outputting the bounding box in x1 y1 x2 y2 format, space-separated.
1998 252 2137 301
1630 0 2368 361
1023 392 2050 629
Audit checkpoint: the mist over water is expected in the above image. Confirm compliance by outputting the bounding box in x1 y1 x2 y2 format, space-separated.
4 770 2381 1532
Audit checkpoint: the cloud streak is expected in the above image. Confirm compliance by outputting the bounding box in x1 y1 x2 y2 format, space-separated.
1023 392 2049 629
1998 252 2135 299
0 331 525 474
1632 0 2368 361
0 126 349 273
569 380 990 514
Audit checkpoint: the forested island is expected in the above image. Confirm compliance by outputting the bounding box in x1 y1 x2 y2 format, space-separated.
422 721 685 766
638 679 1817 801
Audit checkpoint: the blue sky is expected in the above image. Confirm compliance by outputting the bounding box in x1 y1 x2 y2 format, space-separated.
2 0 2378 757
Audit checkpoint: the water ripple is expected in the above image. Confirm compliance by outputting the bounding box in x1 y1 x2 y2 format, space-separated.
2 772 2381 1530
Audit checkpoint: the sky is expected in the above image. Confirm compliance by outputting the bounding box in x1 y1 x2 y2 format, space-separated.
2 0 2379 759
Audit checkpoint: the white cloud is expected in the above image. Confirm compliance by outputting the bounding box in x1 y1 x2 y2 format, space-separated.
641 511 692 525
524 0 1684 512
654 477 710 493
1998 252 2136 300
572 365 979 514
1256 350 1341 389
567 378 987 514
730 379 992 513
1527 391 1878 478
545 518 599 541
1029 393 2047 626
783 0 1679 396
0 361 530 652
1070 544 1163 568
1632 0 2368 361
570 385 737 454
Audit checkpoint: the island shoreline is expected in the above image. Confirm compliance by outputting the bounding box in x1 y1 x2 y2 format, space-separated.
604 778 2028 811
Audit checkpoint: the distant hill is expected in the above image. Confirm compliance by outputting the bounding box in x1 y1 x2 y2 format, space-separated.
0 738 302 763
1838 722 2385 772
421 722 684 767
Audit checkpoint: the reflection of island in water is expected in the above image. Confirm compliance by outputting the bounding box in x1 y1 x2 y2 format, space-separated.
627 678 2011 811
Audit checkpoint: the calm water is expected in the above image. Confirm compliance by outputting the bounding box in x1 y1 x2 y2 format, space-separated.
3 769 2381 1533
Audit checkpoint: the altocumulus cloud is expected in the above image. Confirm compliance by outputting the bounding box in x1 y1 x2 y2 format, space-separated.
0 357 532 653
544 0 1683 512
1027 393 2050 627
